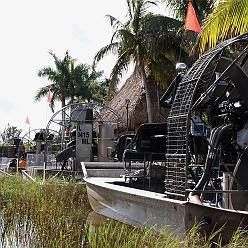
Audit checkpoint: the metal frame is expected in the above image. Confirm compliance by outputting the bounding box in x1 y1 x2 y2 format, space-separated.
165 33 248 200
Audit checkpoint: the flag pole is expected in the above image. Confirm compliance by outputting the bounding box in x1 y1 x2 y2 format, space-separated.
24 116 31 172
178 30 185 62
25 116 31 145
28 125 31 145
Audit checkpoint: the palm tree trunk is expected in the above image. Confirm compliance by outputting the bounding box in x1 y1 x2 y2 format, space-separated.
141 66 153 123
137 48 153 123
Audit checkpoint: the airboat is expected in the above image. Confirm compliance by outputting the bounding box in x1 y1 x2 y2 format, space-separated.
82 32 248 241
1 32 248 241
0 101 128 179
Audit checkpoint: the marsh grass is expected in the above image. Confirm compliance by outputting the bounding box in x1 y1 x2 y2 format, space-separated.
84 223 181 248
84 222 248 248
0 175 90 247
0 175 248 247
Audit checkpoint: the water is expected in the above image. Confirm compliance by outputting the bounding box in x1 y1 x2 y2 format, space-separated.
0 177 92 247
0 209 115 248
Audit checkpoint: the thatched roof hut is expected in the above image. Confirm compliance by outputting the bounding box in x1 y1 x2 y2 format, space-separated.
102 66 169 132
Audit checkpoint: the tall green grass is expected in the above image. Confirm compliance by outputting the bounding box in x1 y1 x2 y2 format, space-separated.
0 175 248 247
83 221 248 248
0 175 90 247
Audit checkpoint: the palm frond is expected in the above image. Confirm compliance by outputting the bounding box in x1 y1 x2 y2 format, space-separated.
34 85 52 102
145 31 186 62
38 67 58 81
111 28 134 43
93 42 119 68
49 88 58 112
143 15 182 34
126 0 146 33
162 0 188 19
162 0 214 21
126 0 133 20
149 56 176 88
141 0 158 15
105 14 124 30
200 0 248 53
109 51 131 93
113 29 135 44
133 0 143 32
48 50 59 63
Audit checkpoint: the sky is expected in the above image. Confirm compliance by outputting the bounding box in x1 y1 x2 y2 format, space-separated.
0 0 168 136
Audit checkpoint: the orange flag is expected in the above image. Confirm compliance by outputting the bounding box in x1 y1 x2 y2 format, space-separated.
25 116 30 125
184 2 201 33
47 88 52 103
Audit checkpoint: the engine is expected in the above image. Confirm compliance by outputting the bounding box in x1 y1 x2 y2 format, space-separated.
187 60 248 209
162 34 248 210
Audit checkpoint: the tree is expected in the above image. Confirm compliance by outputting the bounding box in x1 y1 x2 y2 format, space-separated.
2 125 22 144
200 0 248 52
35 51 107 111
93 0 186 123
162 0 214 22
90 78 114 103
162 0 215 57
35 51 73 111
71 66 112 103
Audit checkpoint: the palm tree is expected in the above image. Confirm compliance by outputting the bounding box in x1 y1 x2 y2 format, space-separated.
35 51 73 111
35 51 106 111
93 0 186 123
200 0 248 52
71 65 110 103
162 0 214 22
4 125 22 143
162 0 215 58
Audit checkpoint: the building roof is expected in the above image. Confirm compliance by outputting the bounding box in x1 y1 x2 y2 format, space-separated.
102 66 168 132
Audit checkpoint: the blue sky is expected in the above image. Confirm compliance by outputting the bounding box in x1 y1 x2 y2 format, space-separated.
0 0 168 136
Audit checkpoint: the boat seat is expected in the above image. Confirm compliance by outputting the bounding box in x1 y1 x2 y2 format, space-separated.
123 123 167 186
56 145 76 162
56 144 76 170
123 123 167 163
112 134 135 161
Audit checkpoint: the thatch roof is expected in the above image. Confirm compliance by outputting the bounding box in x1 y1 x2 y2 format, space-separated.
102 66 169 132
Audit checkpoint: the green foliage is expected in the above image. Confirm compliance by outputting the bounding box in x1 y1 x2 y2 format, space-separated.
162 0 214 22
200 0 248 52
85 223 181 248
0 176 90 247
84 221 248 248
94 0 188 122
72 68 113 103
162 0 215 59
94 0 185 90
35 51 109 111
2 125 22 143
90 78 114 103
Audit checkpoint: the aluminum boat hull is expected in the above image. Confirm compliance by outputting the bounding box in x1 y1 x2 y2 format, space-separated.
85 176 248 241
82 163 248 242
